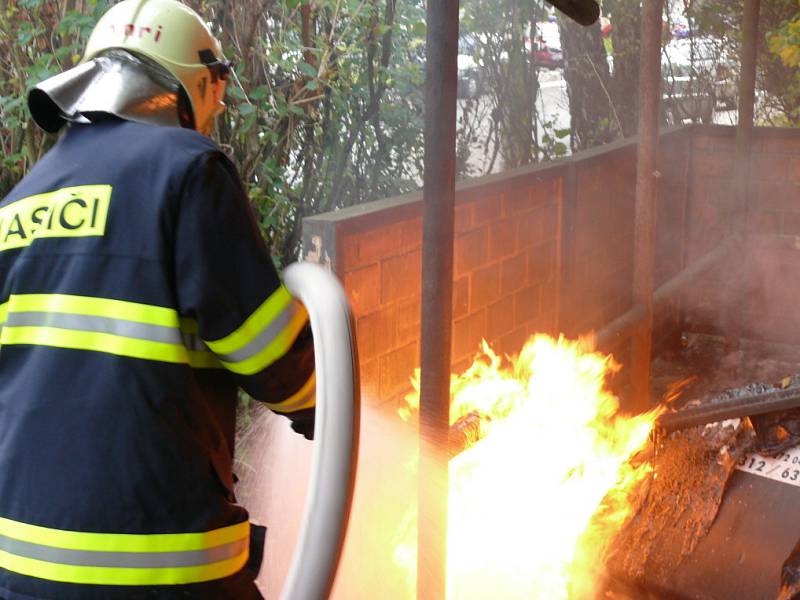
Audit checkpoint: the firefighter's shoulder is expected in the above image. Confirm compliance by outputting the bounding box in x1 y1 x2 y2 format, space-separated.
112 118 221 159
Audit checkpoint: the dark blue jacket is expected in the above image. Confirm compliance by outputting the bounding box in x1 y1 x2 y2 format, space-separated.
0 119 314 600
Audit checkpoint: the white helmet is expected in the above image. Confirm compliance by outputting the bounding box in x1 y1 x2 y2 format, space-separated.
83 0 231 134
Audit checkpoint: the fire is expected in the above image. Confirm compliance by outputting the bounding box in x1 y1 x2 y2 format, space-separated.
396 334 662 599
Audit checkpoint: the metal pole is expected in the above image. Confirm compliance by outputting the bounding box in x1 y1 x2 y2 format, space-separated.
629 0 664 412
418 1 458 598
724 0 760 350
657 384 800 434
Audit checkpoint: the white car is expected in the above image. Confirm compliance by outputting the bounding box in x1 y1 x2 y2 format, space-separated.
457 34 482 98
661 37 735 124
661 37 737 122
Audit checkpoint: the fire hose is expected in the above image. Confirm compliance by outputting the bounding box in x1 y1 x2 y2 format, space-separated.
279 262 360 600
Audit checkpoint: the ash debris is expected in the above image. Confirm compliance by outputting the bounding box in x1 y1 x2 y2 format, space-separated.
607 332 800 595
605 414 753 587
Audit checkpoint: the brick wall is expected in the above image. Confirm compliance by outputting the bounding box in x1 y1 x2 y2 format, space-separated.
556 130 690 383
303 125 800 408
304 171 563 407
303 128 698 408
686 127 800 344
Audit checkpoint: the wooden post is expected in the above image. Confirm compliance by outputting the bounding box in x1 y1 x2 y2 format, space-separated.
629 0 664 412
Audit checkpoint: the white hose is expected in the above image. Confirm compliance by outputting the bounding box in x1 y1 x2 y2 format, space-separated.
280 262 360 600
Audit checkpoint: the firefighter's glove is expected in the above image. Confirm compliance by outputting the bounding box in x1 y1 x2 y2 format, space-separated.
289 408 315 441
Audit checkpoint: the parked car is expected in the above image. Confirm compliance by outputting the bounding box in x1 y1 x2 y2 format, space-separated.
661 37 735 124
662 61 715 124
457 33 482 98
532 39 564 69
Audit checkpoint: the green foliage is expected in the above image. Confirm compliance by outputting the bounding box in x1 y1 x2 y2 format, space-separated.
1 0 428 266
459 0 542 168
771 29 800 67
197 0 428 265
540 123 570 159
764 6 800 125
692 0 800 126
0 1 110 197
8 0 799 268
770 16 800 67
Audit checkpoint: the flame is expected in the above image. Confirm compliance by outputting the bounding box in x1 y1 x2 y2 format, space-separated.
663 375 698 405
396 334 662 599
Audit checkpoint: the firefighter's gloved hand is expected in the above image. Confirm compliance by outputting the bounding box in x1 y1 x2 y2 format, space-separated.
288 408 315 441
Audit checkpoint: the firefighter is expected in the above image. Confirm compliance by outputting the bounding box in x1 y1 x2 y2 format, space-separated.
0 1 315 598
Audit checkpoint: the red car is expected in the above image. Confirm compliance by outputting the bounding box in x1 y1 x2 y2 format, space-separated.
532 40 564 69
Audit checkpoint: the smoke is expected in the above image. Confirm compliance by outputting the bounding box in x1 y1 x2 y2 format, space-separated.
236 399 420 600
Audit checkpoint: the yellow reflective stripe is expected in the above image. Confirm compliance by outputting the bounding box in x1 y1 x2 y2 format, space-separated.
0 518 249 585
180 317 199 334
0 549 248 586
0 326 220 368
0 185 112 254
0 518 248 553
0 294 219 368
266 372 316 413
187 349 222 369
206 286 293 356
218 306 308 375
9 294 180 327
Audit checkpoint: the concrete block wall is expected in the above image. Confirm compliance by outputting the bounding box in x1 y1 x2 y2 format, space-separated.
302 125 800 408
742 132 800 344
449 177 562 371
557 129 690 378
563 147 636 338
654 129 693 349
302 131 691 408
303 171 563 407
684 127 800 344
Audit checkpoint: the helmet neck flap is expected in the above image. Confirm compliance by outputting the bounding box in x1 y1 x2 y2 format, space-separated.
28 49 192 134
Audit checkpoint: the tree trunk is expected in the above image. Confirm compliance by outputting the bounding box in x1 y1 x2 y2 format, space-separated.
558 17 616 150
497 0 538 168
605 0 641 136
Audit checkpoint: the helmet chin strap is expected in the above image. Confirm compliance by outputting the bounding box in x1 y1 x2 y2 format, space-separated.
193 83 224 136
28 50 189 134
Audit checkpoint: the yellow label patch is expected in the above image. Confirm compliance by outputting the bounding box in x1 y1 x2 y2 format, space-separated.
0 185 112 252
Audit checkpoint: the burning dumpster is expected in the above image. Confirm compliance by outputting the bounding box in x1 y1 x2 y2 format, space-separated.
607 337 800 600
395 334 800 600
395 335 663 599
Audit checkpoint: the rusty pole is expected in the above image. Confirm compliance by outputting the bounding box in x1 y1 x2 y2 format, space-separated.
629 0 664 412
736 0 760 206
418 1 458 598
724 0 760 350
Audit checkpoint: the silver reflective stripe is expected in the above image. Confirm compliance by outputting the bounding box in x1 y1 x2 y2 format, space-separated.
214 302 300 364
181 331 210 352
7 312 183 344
6 311 211 352
0 534 248 568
